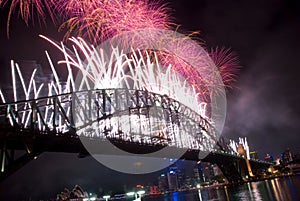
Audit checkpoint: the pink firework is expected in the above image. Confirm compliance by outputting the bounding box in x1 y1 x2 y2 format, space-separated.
1 0 172 43
0 0 239 92
209 47 240 88
0 0 56 36
56 0 172 43
152 32 215 98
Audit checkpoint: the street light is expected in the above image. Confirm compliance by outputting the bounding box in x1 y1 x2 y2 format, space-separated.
126 190 145 201
103 195 111 201
137 190 145 196
126 192 135 196
83 197 97 201
126 191 138 200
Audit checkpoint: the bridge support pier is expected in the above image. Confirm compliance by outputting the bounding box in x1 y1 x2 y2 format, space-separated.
201 152 260 183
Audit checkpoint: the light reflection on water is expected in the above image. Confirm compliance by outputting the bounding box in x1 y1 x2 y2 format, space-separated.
143 175 300 201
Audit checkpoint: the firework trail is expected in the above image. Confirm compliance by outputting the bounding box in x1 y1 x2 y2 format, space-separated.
0 0 57 36
39 34 206 116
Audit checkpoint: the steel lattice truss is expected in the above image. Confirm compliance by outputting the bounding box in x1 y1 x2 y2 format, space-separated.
0 89 217 151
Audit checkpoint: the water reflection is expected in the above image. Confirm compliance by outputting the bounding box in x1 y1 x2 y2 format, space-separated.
268 177 300 201
227 177 300 201
251 182 262 201
224 186 230 201
198 189 202 201
143 176 300 201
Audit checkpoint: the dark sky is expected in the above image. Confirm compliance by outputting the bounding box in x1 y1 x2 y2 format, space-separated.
1 0 300 200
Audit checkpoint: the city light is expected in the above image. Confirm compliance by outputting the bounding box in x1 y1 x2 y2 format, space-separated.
83 197 96 201
137 190 145 195
126 192 135 196
126 190 145 200
103 195 111 201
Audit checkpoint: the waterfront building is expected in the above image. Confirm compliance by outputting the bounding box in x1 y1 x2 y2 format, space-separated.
202 163 215 182
158 174 168 192
167 170 178 191
281 148 293 164
193 162 204 184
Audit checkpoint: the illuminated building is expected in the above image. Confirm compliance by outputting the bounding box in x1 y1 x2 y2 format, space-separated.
184 176 192 188
250 151 258 160
213 164 222 176
175 168 185 189
202 163 214 182
264 154 274 163
275 158 281 165
167 170 178 191
281 148 293 164
158 174 168 192
148 186 159 194
193 163 205 184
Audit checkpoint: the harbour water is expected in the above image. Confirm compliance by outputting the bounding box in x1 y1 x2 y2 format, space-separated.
143 175 300 201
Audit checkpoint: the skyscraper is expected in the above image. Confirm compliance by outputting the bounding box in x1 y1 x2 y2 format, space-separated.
158 174 168 192
281 148 293 164
167 170 178 191
193 162 204 184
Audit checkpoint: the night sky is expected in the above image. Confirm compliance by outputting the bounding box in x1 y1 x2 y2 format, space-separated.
0 0 300 200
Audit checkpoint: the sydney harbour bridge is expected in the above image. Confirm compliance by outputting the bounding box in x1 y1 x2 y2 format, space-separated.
0 87 271 183
0 0 273 192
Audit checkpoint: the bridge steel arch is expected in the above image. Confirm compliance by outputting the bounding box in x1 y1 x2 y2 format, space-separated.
0 88 217 180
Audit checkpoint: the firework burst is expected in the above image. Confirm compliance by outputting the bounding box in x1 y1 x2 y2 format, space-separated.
57 0 172 43
209 47 240 88
0 0 57 36
0 0 239 91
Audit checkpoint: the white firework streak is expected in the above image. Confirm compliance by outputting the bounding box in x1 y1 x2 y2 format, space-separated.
47 36 208 116
0 36 212 150
52 36 210 148
229 137 250 159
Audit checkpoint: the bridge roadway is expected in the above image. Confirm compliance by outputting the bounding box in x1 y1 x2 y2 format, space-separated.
0 127 271 183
